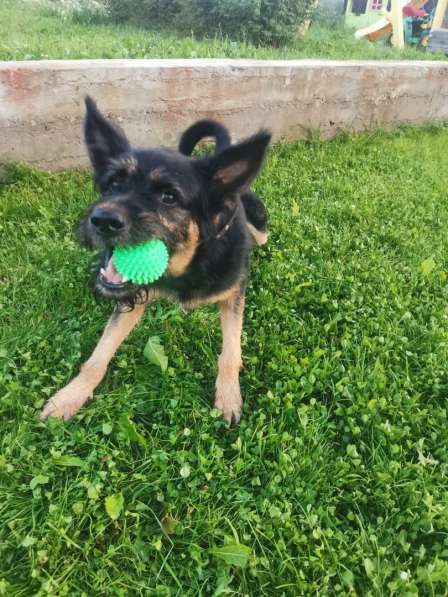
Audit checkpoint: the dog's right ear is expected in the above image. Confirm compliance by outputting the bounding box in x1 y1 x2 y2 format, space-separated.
84 96 131 175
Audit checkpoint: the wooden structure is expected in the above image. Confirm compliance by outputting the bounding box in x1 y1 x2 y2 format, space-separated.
354 0 448 50
428 0 448 53
353 0 407 47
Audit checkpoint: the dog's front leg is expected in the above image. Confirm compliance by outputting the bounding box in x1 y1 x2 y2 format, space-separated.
41 303 146 420
214 290 245 424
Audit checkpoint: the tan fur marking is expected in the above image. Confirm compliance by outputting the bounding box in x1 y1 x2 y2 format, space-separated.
109 155 138 174
148 168 167 183
214 292 245 423
168 220 199 277
247 222 268 246
40 303 147 420
181 285 236 311
124 156 138 174
160 216 179 234
142 283 238 311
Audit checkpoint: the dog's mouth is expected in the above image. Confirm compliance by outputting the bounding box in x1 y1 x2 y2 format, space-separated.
99 248 129 288
96 248 137 295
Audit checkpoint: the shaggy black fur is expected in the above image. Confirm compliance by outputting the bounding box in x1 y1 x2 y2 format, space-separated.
79 97 271 309
178 119 269 235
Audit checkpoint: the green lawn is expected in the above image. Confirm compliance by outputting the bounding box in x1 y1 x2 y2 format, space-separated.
0 0 446 61
1 125 448 594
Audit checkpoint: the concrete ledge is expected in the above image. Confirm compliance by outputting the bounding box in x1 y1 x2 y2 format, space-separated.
1 58 448 169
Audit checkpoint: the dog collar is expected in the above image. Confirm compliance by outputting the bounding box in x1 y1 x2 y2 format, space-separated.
215 208 238 239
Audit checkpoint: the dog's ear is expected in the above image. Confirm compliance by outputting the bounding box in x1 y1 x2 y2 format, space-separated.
84 96 131 174
206 130 271 194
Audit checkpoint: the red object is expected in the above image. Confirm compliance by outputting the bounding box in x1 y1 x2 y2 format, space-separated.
403 4 427 17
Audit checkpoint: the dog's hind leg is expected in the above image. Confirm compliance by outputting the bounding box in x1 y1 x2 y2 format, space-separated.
242 191 268 246
40 303 146 420
214 288 245 424
247 222 268 246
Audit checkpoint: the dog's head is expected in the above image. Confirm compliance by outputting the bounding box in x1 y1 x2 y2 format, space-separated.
79 97 270 302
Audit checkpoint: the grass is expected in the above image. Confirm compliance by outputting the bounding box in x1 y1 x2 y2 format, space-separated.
1 125 448 594
0 0 446 62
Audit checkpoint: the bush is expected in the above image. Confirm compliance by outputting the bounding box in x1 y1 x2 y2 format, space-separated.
194 0 261 39
107 0 317 45
107 0 188 28
45 0 109 24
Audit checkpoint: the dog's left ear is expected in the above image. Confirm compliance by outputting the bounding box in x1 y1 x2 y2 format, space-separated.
206 130 271 194
84 96 131 175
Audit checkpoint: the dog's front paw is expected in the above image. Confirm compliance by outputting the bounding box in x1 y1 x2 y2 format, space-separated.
40 377 94 421
214 384 242 425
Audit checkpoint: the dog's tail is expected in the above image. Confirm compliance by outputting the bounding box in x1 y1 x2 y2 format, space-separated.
178 119 231 156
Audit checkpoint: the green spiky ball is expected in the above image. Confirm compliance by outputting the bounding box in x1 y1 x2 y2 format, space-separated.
113 239 169 285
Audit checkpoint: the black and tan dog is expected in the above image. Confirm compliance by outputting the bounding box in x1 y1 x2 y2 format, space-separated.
41 97 270 424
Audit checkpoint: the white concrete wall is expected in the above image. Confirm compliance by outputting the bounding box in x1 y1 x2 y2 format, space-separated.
1 58 447 170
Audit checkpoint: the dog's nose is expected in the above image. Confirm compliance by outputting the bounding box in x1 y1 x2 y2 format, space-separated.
90 208 125 236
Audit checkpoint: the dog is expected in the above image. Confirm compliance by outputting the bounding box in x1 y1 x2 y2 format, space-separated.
40 97 271 424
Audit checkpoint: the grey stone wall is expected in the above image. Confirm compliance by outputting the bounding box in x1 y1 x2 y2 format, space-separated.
1 59 447 169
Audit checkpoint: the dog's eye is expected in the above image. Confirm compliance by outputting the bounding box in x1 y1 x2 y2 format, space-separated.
160 191 177 206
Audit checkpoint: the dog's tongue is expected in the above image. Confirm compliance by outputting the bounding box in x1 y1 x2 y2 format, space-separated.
102 257 125 285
